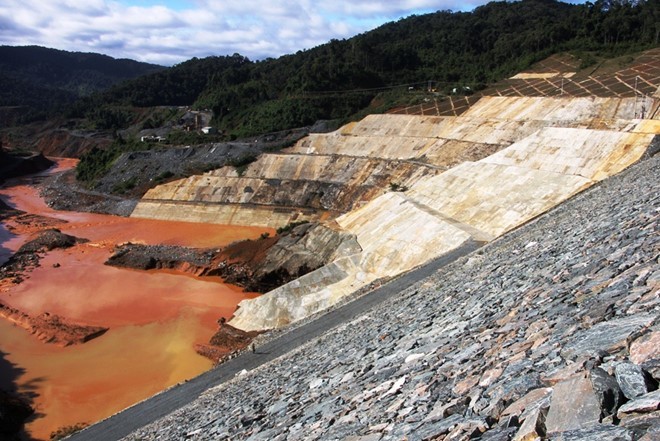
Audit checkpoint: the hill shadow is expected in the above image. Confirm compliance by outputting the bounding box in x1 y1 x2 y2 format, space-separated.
0 350 46 440
0 194 22 267
0 223 17 267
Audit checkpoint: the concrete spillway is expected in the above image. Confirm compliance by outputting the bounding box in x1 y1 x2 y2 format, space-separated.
130 95 659 331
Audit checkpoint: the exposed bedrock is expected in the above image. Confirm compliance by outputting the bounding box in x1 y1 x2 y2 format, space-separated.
0 229 88 284
210 223 361 293
105 222 359 294
0 150 54 184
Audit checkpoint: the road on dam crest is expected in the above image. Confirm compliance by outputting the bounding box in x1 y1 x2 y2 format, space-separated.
68 240 482 441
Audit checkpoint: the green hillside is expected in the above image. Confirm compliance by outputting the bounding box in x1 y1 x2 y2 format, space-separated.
71 0 658 138
0 45 164 120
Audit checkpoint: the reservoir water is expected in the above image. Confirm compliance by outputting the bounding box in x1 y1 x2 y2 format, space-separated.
0 159 271 440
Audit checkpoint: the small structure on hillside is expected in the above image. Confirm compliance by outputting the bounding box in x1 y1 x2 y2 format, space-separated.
140 135 166 142
201 127 217 135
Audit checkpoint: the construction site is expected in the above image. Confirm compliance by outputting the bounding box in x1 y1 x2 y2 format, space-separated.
131 48 660 333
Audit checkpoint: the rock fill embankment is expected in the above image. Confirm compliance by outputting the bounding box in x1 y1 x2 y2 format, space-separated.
124 153 659 441
229 96 659 332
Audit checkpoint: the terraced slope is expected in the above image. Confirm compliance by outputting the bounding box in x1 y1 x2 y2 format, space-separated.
130 53 660 332
229 97 658 331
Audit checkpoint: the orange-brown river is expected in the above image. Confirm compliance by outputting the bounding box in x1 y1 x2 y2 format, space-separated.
0 159 272 440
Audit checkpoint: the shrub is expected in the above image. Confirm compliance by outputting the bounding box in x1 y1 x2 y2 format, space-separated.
276 220 310 235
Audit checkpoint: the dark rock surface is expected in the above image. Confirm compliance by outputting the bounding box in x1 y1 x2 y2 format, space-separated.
106 243 214 273
124 156 660 440
615 363 653 400
0 151 54 184
0 229 88 284
208 223 360 292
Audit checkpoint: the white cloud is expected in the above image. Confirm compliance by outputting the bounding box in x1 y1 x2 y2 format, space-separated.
0 0 500 66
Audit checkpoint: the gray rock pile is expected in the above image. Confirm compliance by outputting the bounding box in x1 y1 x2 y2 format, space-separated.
125 155 659 441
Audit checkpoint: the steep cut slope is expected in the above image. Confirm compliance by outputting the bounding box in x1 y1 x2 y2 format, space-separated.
228 96 659 331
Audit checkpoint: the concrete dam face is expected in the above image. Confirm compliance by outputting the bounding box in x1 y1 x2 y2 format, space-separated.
131 95 660 332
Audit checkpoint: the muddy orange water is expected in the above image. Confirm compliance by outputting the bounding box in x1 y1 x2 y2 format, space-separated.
0 159 272 440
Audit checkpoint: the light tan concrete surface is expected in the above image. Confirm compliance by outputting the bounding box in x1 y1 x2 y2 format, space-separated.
130 201 331 228
230 194 473 331
407 161 592 238
482 127 655 180
228 98 659 331
462 96 655 122
509 72 575 79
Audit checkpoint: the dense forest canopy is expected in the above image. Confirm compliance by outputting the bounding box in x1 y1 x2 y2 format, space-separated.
8 0 660 136
0 45 164 119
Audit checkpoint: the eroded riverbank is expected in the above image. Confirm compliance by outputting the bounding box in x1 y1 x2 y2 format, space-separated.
0 159 272 440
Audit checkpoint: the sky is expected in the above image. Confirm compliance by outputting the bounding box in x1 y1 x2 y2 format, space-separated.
0 0 585 66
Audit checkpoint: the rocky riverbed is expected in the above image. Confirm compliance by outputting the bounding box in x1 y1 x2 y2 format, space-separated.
124 154 659 441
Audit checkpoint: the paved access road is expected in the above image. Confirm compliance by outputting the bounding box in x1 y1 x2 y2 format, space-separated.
68 240 482 441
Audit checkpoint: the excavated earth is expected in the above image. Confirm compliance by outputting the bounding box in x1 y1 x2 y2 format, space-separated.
124 152 659 441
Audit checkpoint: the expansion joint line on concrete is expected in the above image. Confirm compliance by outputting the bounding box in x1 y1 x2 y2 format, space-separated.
634 74 657 90
616 75 641 95
509 84 524 96
543 78 565 96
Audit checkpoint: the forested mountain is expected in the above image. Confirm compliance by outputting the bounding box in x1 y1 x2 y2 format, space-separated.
70 0 658 138
0 45 164 118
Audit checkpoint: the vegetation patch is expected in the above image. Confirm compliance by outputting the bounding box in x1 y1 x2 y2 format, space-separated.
111 176 138 194
227 154 258 176
50 422 89 440
276 220 310 235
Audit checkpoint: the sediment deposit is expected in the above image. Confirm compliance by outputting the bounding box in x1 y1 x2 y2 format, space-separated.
0 303 107 346
124 151 659 441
